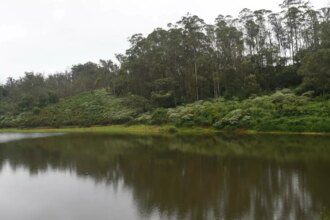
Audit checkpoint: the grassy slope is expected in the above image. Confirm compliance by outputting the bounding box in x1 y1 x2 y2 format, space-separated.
0 90 148 128
2 125 330 136
0 89 329 133
137 89 330 133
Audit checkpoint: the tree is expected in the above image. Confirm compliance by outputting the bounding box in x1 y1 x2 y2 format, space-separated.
71 62 102 93
280 0 306 62
214 15 246 97
177 14 208 101
299 49 330 95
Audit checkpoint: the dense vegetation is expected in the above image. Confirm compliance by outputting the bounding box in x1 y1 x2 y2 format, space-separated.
0 0 329 131
1 88 329 132
137 89 330 132
0 90 150 128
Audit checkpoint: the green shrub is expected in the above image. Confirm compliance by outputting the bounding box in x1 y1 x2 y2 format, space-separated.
150 108 168 125
165 126 178 134
32 107 41 115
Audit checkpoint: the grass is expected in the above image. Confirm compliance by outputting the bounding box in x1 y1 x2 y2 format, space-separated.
0 125 217 136
1 125 330 136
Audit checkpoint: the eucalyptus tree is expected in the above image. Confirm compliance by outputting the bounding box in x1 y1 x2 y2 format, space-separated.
299 48 330 95
299 8 330 95
0 86 7 98
239 8 259 56
177 14 208 101
71 62 103 93
319 7 330 47
268 12 288 59
144 28 179 106
46 72 73 98
301 8 320 50
253 10 270 52
280 0 306 62
214 15 246 96
123 33 150 97
165 24 186 104
99 59 119 95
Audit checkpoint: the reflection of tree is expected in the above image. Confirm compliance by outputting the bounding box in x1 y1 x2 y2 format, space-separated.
0 134 329 219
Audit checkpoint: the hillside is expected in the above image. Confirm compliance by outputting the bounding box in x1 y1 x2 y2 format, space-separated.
1 89 329 133
137 89 330 132
0 90 150 128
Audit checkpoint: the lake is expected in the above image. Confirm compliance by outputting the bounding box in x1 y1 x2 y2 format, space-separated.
0 133 330 220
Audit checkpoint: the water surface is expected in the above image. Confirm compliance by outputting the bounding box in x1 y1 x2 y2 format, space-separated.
0 133 61 143
0 133 330 220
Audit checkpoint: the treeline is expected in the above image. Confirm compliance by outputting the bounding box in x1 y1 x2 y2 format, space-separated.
0 0 329 117
118 0 330 105
0 62 119 115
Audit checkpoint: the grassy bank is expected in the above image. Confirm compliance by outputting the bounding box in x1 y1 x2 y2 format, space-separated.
0 125 218 136
1 89 330 133
1 125 330 137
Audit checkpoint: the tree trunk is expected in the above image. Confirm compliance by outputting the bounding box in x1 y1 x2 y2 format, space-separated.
194 61 199 101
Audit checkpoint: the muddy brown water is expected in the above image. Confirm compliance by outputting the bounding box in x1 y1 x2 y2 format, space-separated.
0 133 329 220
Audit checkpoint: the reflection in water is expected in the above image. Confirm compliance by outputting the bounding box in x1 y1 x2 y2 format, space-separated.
0 134 330 220
0 133 62 143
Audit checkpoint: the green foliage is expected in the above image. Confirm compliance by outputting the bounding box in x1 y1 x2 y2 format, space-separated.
299 49 330 95
149 108 168 125
137 89 330 132
166 126 178 134
216 109 251 129
0 90 150 128
151 92 174 108
0 88 329 132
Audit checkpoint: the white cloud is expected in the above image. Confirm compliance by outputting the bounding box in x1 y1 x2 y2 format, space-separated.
0 25 27 44
52 7 66 21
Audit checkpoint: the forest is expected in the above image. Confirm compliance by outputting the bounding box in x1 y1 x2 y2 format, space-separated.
0 0 329 131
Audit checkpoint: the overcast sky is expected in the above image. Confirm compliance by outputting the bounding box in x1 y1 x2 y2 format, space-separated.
0 0 328 83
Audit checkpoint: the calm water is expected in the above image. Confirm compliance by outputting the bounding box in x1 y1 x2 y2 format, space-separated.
0 133 330 220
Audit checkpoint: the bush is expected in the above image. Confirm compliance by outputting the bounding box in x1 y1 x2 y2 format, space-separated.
165 126 178 134
150 108 168 125
140 90 330 132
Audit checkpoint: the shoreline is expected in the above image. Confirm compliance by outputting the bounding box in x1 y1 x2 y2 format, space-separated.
0 125 330 136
